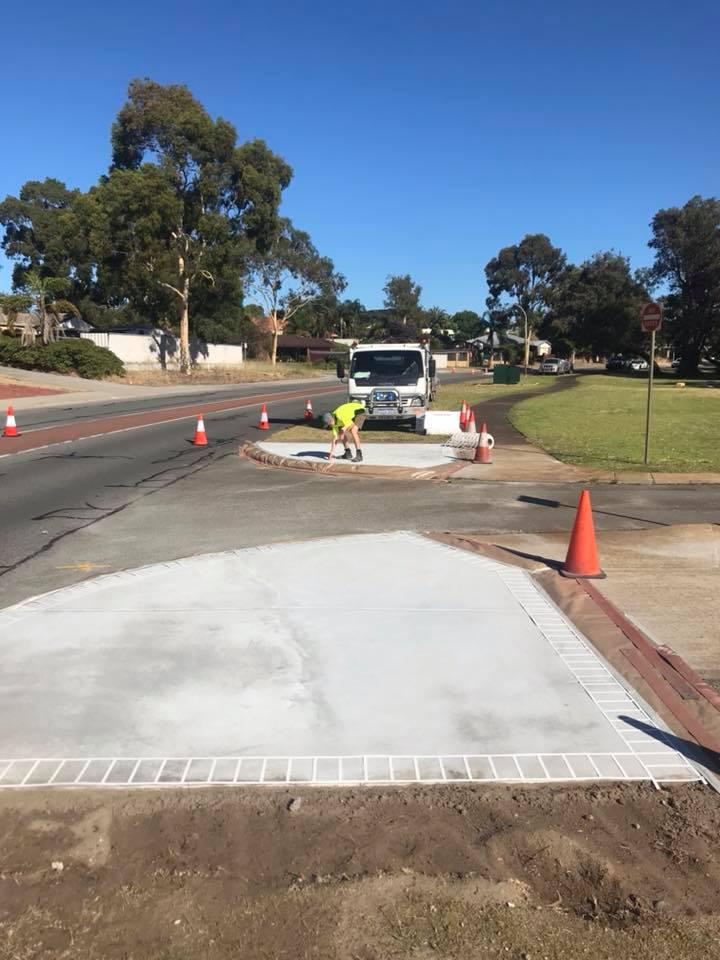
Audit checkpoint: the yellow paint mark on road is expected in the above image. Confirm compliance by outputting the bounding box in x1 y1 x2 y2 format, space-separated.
56 562 112 573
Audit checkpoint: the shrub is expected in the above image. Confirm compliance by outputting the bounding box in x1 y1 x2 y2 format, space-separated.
0 335 124 379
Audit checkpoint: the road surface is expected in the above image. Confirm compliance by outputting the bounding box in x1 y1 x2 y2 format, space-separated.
1 371 719 607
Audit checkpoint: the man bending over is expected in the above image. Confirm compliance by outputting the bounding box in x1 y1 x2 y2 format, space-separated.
321 402 366 462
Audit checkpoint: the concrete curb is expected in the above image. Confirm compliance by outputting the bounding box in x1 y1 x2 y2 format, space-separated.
241 441 720 486
239 441 462 482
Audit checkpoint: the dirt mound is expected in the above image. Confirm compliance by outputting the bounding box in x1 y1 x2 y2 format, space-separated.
1 782 719 958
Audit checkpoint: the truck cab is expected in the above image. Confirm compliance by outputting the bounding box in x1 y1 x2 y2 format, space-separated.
337 342 437 425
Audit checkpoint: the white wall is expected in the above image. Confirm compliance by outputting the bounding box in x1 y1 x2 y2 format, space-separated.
81 332 244 369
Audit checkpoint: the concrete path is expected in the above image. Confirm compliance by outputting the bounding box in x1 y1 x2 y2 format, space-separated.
0 533 699 787
258 441 450 468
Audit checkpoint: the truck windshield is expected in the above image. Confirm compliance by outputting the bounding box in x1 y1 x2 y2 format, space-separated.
350 350 424 385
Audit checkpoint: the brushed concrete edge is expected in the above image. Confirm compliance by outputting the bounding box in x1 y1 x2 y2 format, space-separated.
239 441 461 482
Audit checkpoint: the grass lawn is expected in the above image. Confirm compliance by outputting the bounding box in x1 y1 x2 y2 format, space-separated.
510 374 720 472
270 374 558 443
112 360 334 386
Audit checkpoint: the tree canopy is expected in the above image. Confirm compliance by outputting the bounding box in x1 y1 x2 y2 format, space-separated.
648 195 720 376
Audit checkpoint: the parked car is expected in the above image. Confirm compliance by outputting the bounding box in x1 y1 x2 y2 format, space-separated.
605 354 626 371
539 356 572 375
626 357 649 373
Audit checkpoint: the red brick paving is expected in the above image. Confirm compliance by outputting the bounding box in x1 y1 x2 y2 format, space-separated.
0 384 66 400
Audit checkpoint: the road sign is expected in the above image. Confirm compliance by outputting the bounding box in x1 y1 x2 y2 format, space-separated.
640 302 662 332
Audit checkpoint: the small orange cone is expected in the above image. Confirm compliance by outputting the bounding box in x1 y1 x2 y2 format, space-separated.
304 399 313 420
2 406 18 438
192 414 208 446
473 421 494 463
466 410 477 435
561 490 606 579
258 404 269 430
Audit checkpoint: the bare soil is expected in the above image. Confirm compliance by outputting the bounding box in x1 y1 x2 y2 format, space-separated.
1 782 719 959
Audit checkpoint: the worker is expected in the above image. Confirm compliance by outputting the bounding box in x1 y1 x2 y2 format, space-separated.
321 401 366 462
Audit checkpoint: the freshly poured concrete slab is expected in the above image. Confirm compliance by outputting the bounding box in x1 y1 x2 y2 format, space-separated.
0 533 700 786
257 441 451 467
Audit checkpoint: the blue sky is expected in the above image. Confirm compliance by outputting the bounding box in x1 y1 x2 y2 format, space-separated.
1 0 718 312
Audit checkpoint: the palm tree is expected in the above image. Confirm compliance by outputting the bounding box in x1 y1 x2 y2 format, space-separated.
24 271 81 345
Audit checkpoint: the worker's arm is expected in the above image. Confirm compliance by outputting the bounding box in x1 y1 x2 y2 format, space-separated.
328 426 339 459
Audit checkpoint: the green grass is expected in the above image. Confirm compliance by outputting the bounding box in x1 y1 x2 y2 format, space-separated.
271 375 557 444
510 374 720 472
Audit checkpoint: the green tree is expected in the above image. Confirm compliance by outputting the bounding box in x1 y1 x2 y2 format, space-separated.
648 196 720 377
0 178 93 299
246 218 346 363
22 270 80 345
383 274 423 324
93 78 292 372
546 252 648 359
485 234 566 370
0 292 32 336
450 309 481 339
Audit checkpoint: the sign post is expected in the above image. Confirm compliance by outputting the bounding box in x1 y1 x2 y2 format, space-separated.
640 302 662 465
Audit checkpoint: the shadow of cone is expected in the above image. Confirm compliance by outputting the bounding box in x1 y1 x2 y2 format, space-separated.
560 490 606 579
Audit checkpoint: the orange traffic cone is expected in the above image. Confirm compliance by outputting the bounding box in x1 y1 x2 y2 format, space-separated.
473 421 494 463
459 400 468 431
192 414 208 446
560 490 606 579
466 410 477 435
304 399 313 420
258 404 269 430
2 406 18 438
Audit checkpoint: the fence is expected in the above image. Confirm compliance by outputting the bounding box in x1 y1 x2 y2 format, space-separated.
81 332 244 369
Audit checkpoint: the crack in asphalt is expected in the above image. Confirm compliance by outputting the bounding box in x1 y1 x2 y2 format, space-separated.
0 441 237 582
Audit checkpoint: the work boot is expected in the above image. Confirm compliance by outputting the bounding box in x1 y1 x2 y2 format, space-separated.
352 450 363 463
341 448 353 460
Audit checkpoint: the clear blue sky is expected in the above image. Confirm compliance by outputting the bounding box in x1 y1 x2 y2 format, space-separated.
1 0 718 313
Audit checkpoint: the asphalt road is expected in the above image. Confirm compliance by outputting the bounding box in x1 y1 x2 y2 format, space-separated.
2 371 719 608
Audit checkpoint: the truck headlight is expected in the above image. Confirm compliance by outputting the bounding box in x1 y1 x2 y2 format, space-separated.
410 397 424 407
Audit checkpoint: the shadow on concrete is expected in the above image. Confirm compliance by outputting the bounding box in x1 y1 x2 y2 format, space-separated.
516 494 671 527
619 715 719 775
494 545 565 572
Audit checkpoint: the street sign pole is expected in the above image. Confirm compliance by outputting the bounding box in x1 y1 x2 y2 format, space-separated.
639 301 662 466
643 328 655 465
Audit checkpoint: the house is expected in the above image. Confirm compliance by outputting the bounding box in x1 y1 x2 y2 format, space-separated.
276 335 336 362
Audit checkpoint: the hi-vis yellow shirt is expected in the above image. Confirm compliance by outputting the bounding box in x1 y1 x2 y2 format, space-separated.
329 402 365 437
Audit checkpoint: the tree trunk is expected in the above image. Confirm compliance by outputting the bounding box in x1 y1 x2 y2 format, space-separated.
39 296 50 347
271 315 279 364
523 327 533 374
179 273 190 375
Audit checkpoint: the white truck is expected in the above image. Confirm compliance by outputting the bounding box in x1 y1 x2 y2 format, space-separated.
336 342 438 426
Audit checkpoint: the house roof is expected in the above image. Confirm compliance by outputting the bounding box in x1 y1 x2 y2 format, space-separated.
277 335 335 350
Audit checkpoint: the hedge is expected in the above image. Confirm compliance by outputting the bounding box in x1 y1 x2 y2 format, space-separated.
0 336 125 379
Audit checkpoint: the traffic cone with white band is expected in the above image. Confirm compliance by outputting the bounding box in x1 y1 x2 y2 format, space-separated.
192 414 208 446
466 410 477 434
473 421 494 463
459 400 468 431
258 404 269 430
304 399 313 420
2 406 18 438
